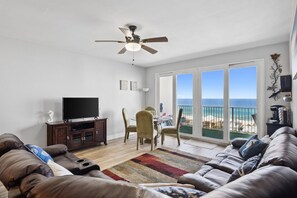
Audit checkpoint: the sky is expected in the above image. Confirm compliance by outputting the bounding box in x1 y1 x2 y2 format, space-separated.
177 66 256 99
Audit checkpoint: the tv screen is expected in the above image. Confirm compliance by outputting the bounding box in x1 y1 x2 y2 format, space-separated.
63 97 99 120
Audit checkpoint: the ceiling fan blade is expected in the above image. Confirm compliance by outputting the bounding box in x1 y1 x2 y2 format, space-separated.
95 40 125 43
118 47 127 54
141 44 158 54
119 27 133 40
141 36 168 43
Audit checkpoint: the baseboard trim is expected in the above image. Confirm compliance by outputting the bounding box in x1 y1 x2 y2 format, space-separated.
107 133 124 141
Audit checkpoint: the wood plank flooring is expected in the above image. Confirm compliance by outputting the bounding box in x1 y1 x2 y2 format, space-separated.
74 134 225 170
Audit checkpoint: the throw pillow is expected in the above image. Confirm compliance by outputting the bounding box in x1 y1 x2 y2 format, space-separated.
154 186 206 197
228 154 261 183
47 160 73 176
239 135 267 160
231 138 248 148
25 144 53 163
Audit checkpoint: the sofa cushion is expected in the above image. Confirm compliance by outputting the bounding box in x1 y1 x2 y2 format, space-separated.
270 126 296 139
202 166 297 198
25 144 53 163
27 175 168 198
195 165 231 187
239 135 267 160
0 133 25 157
223 145 242 159
258 133 297 171
206 153 244 174
20 173 47 196
227 154 261 183
178 172 221 193
0 150 53 190
202 168 231 186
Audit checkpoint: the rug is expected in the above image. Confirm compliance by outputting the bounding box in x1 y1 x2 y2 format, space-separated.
102 148 210 183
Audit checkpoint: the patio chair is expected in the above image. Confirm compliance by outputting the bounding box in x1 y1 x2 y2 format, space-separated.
122 108 137 143
136 110 158 151
161 109 183 146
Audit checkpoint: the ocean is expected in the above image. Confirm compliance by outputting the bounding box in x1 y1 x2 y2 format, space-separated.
177 98 256 107
176 98 256 121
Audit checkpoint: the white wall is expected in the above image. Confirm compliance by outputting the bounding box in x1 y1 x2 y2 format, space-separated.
146 42 290 132
0 37 145 147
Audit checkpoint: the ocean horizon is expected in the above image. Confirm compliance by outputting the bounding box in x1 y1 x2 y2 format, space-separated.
175 98 256 121
177 98 256 108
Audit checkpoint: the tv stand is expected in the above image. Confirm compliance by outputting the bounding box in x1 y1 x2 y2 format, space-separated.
46 118 107 151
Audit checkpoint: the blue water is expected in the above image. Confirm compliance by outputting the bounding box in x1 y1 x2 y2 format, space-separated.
177 98 256 108
176 98 256 120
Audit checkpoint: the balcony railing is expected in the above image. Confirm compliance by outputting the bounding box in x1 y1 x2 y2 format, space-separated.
177 105 256 134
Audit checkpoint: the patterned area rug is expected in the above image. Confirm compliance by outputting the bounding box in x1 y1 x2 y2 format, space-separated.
102 148 210 183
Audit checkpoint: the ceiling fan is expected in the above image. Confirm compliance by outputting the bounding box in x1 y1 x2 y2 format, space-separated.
95 25 168 54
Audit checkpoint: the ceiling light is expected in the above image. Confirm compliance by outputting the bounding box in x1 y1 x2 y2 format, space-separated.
125 42 141 52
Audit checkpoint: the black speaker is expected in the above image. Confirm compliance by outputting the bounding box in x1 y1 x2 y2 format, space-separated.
280 75 292 92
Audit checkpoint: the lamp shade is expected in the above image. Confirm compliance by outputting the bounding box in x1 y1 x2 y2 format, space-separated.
125 43 141 51
142 88 149 92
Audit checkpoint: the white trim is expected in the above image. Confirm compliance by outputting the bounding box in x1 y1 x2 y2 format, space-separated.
107 133 124 141
256 59 266 137
224 67 229 142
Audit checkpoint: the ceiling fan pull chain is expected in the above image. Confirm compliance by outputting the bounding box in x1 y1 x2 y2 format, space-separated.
132 51 135 66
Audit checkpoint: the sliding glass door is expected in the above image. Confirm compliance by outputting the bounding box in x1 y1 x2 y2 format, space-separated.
229 66 257 140
201 70 225 140
156 60 264 143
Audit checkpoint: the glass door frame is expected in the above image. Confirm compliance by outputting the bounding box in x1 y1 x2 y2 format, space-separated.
155 59 265 144
155 69 196 130
197 65 229 143
228 60 265 139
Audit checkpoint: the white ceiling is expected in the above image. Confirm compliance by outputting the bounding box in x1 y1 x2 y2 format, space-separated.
0 0 294 67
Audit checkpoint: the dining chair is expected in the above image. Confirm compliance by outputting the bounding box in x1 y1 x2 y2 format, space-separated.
161 108 183 146
145 106 156 116
136 110 158 151
122 108 137 143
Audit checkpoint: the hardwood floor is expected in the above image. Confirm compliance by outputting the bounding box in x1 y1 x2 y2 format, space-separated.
74 134 225 170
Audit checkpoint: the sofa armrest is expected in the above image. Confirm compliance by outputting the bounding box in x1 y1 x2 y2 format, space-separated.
43 144 68 157
139 183 195 189
177 173 220 193
8 186 21 198
230 138 248 148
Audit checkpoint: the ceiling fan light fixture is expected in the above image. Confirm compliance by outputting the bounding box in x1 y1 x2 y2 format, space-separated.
125 42 141 51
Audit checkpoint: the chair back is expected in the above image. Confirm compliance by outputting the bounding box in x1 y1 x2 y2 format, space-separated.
136 110 154 139
176 109 183 130
145 106 156 116
122 108 130 128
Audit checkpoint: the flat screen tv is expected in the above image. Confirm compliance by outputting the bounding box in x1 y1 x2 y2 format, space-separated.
63 97 99 120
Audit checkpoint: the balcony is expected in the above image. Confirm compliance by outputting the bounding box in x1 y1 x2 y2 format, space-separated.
175 105 256 140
